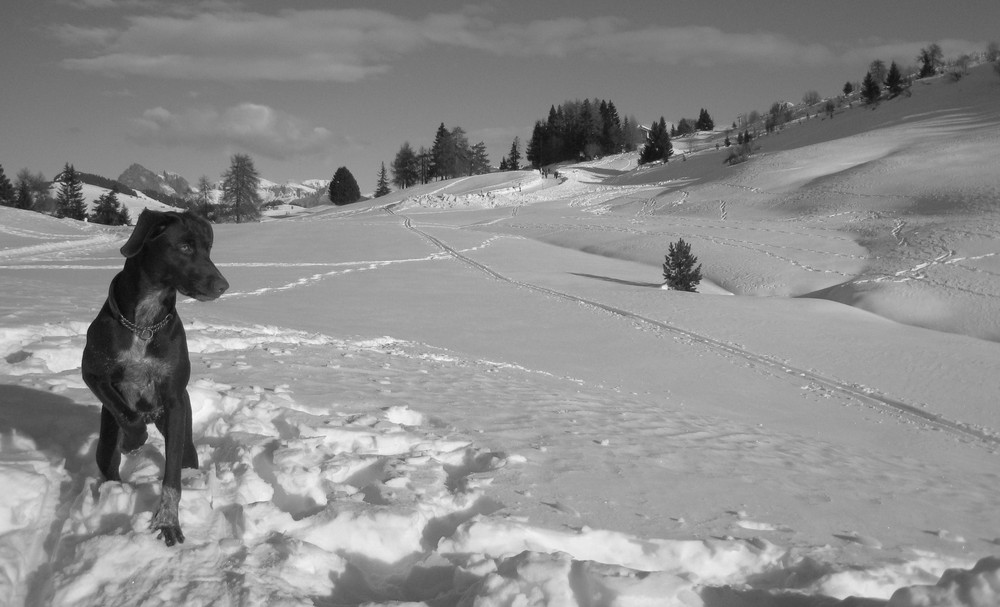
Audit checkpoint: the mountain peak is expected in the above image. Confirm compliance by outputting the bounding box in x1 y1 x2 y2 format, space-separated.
118 164 192 197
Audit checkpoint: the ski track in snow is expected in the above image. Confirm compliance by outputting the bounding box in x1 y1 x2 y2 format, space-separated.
388 208 1000 449
0 231 123 262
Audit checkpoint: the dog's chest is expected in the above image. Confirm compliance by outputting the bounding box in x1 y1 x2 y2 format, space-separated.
116 337 171 417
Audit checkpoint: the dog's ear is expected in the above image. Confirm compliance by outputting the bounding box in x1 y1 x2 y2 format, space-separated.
120 210 178 258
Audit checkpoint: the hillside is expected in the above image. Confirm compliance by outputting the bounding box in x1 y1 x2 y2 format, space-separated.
506 64 1000 341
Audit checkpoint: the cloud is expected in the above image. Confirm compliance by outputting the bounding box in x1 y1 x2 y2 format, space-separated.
58 0 236 12
57 8 987 81
473 19 836 66
59 9 432 82
50 23 119 47
127 103 338 160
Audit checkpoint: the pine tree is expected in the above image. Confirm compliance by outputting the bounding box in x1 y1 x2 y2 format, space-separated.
695 108 715 131
638 117 672 165
676 118 696 136
15 181 33 210
621 116 636 152
417 147 432 185
55 163 87 220
868 59 887 85
843 81 854 97
429 123 455 180
451 126 472 177
193 176 214 219
662 238 703 292
16 170 50 211
90 187 130 225
526 122 545 169
470 142 491 175
506 137 521 171
374 162 391 198
0 165 14 207
885 61 904 97
600 100 623 154
391 142 419 189
861 72 881 106
579 99 599 158
220 153 262 223
918 43 943 78
328 166 361 205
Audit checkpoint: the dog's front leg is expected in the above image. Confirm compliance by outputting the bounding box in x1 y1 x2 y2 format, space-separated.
83 375 149 476
150 398 190 546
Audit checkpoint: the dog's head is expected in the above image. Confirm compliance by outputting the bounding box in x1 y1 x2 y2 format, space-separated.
122 210 230 301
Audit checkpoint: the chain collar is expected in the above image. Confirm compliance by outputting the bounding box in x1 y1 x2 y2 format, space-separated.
106 276 173 341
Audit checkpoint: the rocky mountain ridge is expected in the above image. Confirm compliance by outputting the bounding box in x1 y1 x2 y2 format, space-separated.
117 163 328 206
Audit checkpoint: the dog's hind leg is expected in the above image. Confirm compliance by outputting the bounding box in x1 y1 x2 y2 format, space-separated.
96 406 122 482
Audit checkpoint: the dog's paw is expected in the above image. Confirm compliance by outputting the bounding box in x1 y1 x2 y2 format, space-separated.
155 524 185 547
151 486 183 546
120 427 148 453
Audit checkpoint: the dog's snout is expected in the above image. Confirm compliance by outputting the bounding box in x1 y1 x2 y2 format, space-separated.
213 275 230 296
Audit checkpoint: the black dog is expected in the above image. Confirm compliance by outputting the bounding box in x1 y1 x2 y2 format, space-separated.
82 210 228 546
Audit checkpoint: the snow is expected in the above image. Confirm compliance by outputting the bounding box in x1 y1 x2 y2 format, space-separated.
2 64 1000 606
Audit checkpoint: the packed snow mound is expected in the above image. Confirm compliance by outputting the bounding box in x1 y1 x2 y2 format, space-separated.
398 191 521 210
887 557 1000 607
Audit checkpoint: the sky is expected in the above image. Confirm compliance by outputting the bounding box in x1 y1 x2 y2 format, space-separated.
1 0 997 193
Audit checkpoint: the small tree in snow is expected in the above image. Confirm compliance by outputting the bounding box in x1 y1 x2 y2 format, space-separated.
695 108 714 131
220 153 262 223
639 117 672 165
192 176 214 220
885 61 904 97
917 43 943 78
55 163 87 220
374 162 391 198
89 187 130 225
328 166 361 205
506 137 522 171
662 238 703 292
824 99 836 118
0 165 14 207
861 72 881 106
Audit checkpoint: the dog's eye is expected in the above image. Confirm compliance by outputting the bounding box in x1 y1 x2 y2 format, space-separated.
178 243 194 254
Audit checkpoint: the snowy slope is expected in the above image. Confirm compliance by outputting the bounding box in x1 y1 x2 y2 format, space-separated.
2 64 1000 606
47 182 176 221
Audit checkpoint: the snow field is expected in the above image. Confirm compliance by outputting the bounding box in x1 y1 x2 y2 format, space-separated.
2 315 998 605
